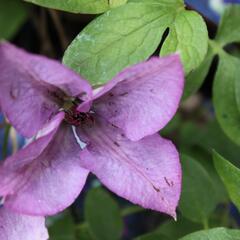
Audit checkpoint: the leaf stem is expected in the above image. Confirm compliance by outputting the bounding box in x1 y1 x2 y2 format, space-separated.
203 218 209 230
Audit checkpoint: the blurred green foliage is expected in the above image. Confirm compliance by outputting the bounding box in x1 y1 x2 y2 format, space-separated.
0 0 28 40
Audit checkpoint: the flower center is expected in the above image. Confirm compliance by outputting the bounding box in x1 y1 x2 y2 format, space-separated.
62 98 94 127
64 107 94 127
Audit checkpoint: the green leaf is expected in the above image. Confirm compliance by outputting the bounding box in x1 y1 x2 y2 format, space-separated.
63 0 208 85
24 0 127 14
179 120 240 167
180 227 240 240
179 119 240 206
179 155 217 224
160 10 208 74
63 1 178 85
213 52 240 146
202 121 240 168
76 224 94 240
215 5 240 46
187 148 228 203
160 113 181 136
0 0 28 40
179 122 203 148
183 43 214 99
128 0 182 3
48 211 76 240
121 205 143 217
157 216 201 240
179 120 229 203
84 187 124 240
135 232 169 240
213 151 240 211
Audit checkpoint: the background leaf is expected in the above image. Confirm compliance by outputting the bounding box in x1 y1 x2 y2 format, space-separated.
179 119 240 167
0 0 28 40
213 52 240 146
213 151 240 212
183 44 214 99
189 148 228 203
215 5 240 46
179 227 240 240
135 232 170 240
48 211 76 240
179 155 217 224
24 0 127 14
160 10 208 74
84 187 124 240
156 217 201 240
76 224 94 240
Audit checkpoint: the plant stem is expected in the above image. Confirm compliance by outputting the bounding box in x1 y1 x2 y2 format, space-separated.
48 9 68 51
203 218 209 230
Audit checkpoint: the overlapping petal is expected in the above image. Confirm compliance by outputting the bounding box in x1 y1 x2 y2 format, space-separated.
0 208 48 240
87 56 184 141
0 113 89 216
78 117 181 218
0 42 92 137
0 112 64 196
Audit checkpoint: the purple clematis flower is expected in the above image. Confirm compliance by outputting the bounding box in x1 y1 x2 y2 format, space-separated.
0 42 184 239
0 208 48 239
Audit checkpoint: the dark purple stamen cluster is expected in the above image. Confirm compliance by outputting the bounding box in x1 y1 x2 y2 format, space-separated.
64 106 94 127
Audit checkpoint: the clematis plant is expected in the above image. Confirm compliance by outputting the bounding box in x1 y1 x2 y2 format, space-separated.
0 42 184 239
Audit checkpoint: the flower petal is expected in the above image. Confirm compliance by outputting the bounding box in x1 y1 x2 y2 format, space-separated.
0 42 91 137
0 208 48 240
1 123 89 216
0 112 64 196
92 56 184 141
78 117 182 218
